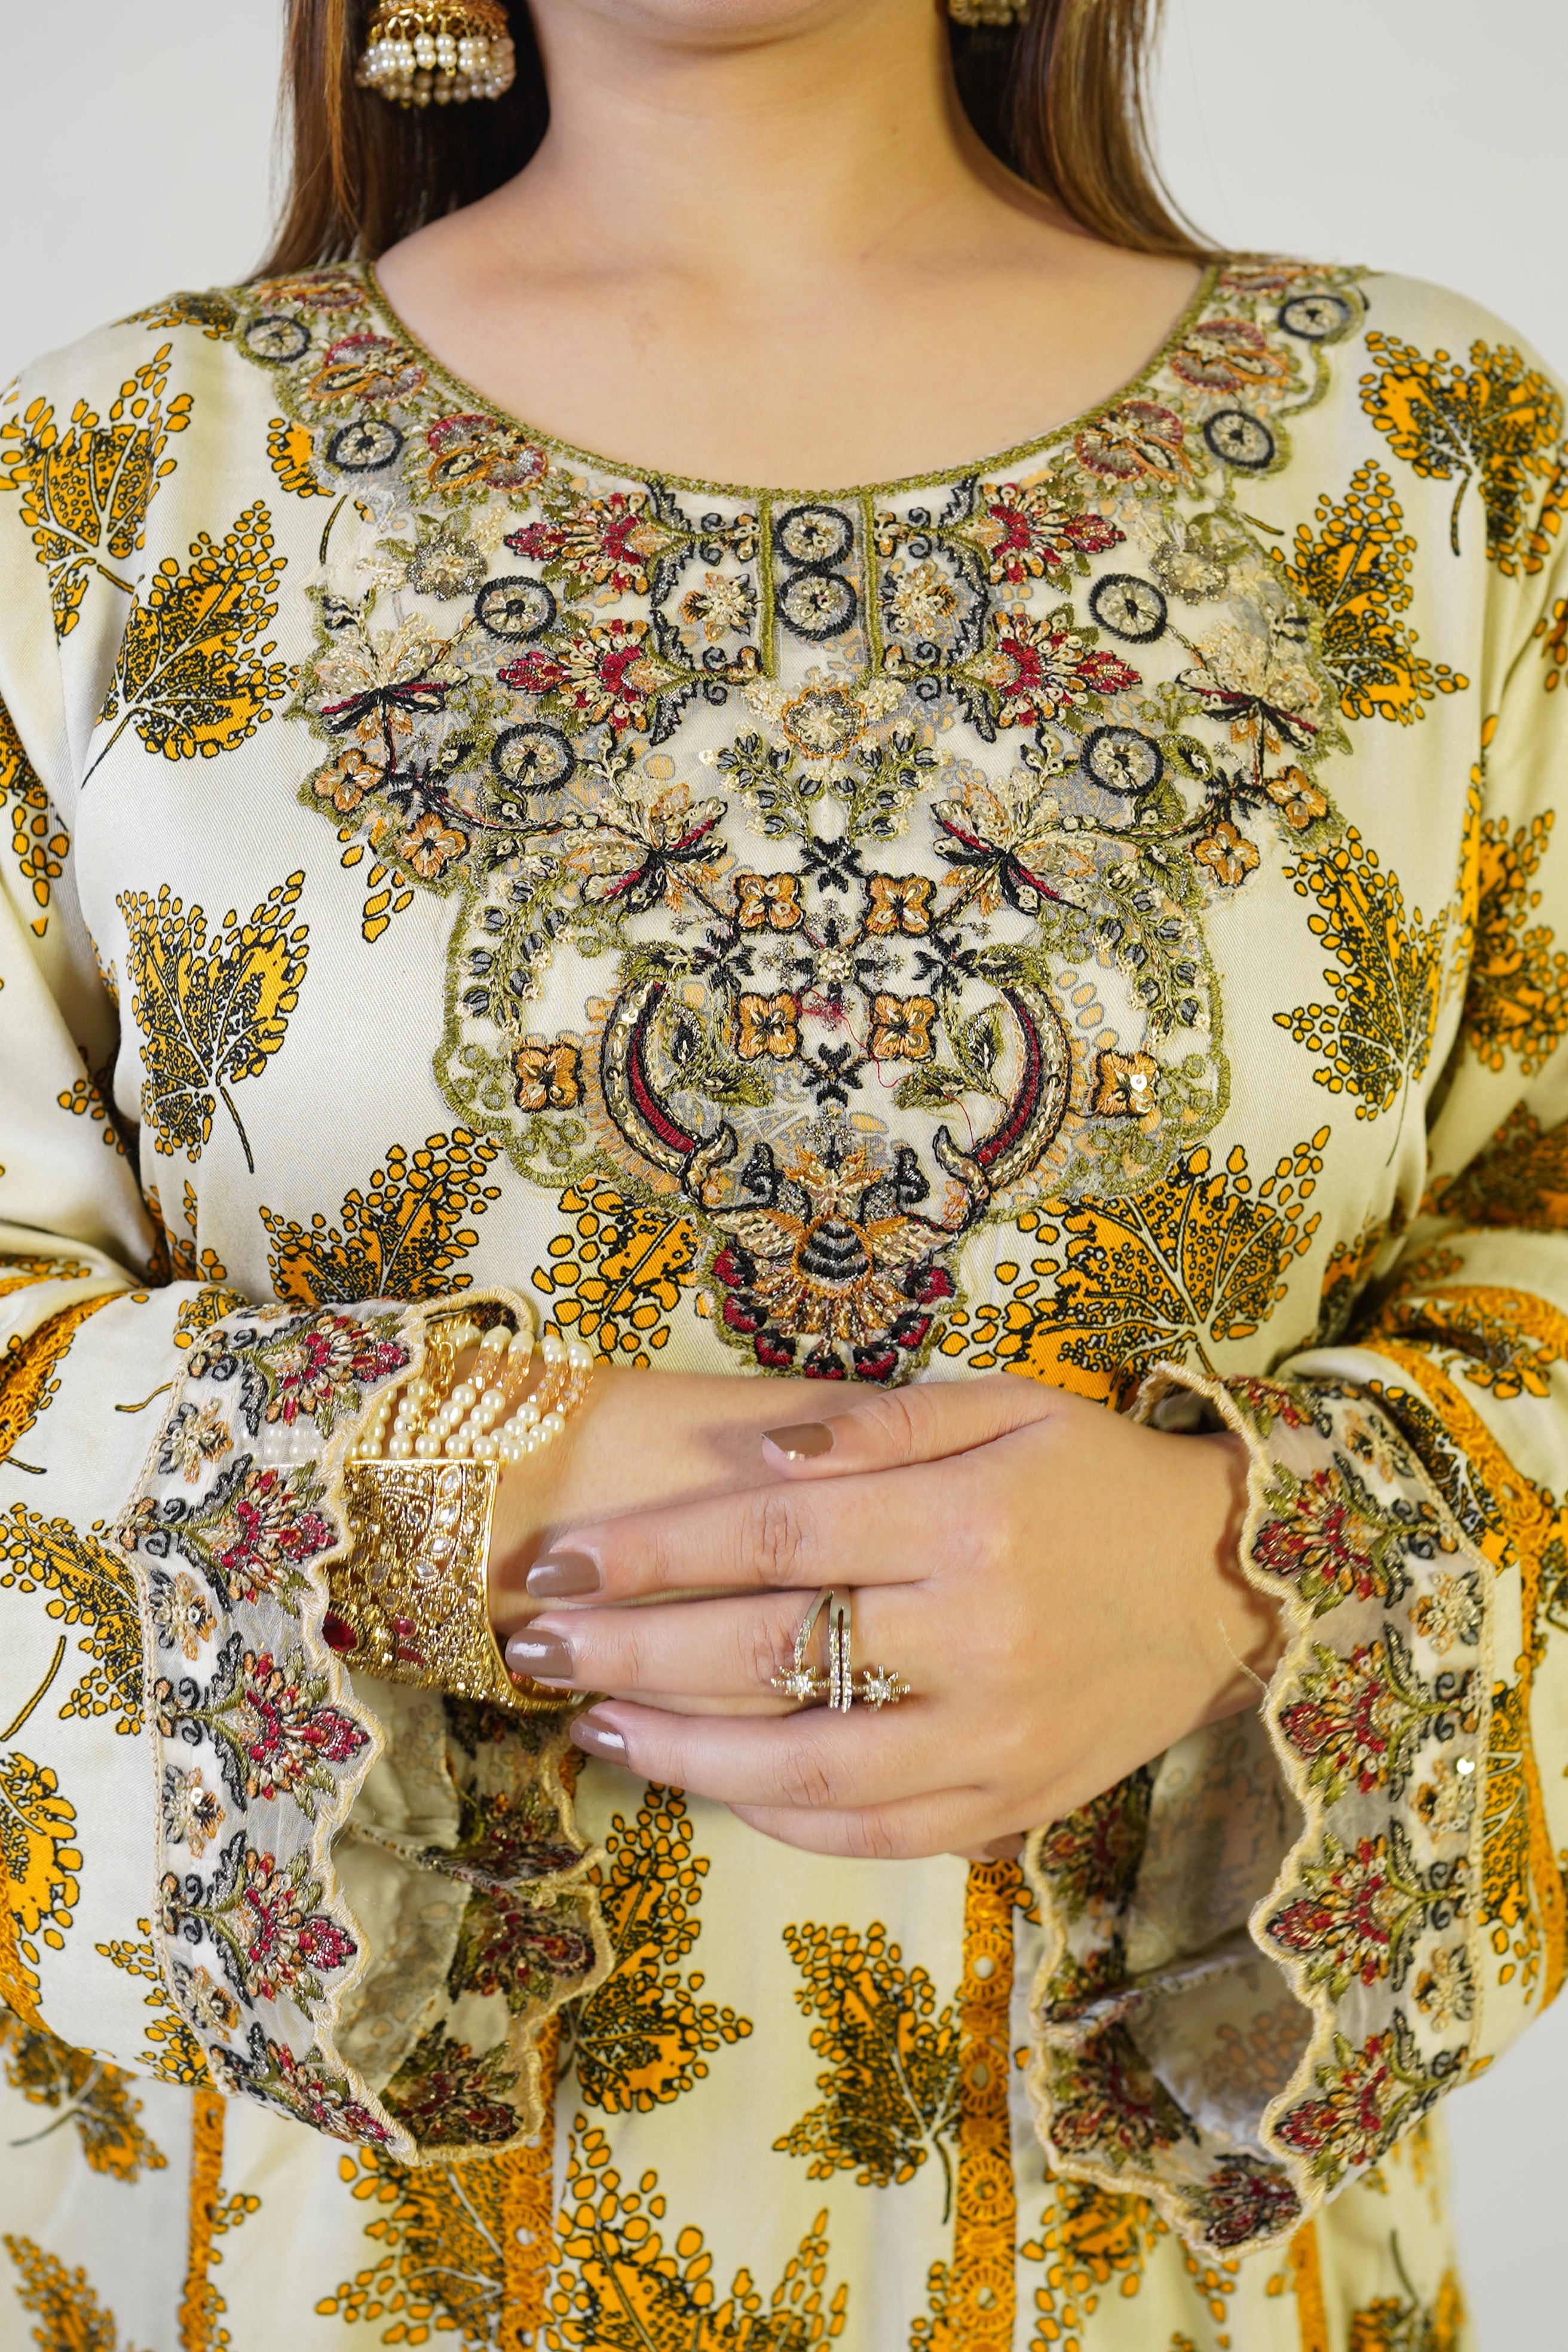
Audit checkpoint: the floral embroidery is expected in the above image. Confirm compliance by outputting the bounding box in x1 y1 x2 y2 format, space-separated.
212 2023 393 2145
1273 2016 1464 2189
160 1835 356 2010
380 2023 522 2148
154 1631 368 1814
1265 1824 1466 1998
225 259 1362 1378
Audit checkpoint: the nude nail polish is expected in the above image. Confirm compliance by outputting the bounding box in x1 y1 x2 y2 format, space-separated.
572 1714 626 1759
526 1549 602 1596
764 1422 834 1459
506 1631 575 1684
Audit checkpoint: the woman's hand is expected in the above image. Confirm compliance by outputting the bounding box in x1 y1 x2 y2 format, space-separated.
502 1376 1281 1860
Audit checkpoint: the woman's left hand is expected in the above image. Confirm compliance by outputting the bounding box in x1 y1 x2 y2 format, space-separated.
509 1376 1280 1860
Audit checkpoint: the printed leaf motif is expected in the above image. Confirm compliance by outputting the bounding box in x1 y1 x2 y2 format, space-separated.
145 1179 229 1288
2 2237 151 2352
0 1298 117 1472
261 1130 501 1302
0 344 192 636
96 1921 209 2086
318 2140 543 2342
90 501 290 774
1360 332 1564 567
1366 1281 1568 1404
532 1177 702 1367
1423 1101 1568 1231
544 2121 848 2349
1276 830 1446 1125
775 1919 959 2215
0 1505 144 1734
565 1784 752 2112
1538 592 1567 693
267 416 332 499
1 696 68 938
948 1135 1325 1402
1346 2235 1466 2352
122 289 239 341
1278 463 1468 722
1019 2178 1167 2347
120 871 310 1171
1461 809 1568 1076
0 2011 167 2178
0 1748 81 2013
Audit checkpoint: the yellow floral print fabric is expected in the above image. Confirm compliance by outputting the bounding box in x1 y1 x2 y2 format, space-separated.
1 255 1564 2349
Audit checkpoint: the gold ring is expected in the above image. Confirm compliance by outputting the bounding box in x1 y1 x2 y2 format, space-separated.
771 1587 912 1710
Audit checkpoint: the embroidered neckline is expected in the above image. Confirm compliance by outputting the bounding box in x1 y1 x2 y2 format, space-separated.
362 256 1227 503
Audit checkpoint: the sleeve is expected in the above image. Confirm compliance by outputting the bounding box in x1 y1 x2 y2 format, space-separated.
0 343 602 2166
1021 540 1568 2256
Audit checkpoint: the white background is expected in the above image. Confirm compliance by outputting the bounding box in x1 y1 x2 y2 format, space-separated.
2 5 1566 2343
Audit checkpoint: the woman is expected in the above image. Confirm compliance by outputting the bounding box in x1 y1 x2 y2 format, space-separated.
1 0 1563 2343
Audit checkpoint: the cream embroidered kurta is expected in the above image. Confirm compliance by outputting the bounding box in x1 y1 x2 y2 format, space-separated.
1 253 1565 2352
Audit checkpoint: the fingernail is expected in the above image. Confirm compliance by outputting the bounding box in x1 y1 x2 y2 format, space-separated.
571 1712 626 1759
506 1631 575 1684
764 1422 834 1459
526 1549 602 1597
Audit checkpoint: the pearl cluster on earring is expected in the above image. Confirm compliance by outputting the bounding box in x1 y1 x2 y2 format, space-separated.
356 1308 595 1468
357 2 517 110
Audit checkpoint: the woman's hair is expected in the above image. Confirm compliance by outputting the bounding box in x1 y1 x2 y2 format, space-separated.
262 0 1203 276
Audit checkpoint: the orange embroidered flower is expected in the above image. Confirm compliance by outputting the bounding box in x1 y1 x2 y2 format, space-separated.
736 994 800 1062
399 812 468 878
313 746 379 814
868 994 936 1061
734 872 804 932
512 1037 584 1111
1074 400 1191 485
306 330 425 411
1171 317 1291 396
1091 1049 1160 1117
1267 765 1330 831
1194 822 1261 888
864 874 935 935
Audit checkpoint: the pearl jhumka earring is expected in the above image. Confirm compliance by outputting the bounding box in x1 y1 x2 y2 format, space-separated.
357 0 517 108
947 0 1033 23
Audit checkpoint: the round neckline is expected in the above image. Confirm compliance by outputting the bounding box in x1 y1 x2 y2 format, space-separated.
362 255 1226 506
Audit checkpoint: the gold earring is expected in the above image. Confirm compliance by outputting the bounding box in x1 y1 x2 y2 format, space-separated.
356 1 517 108
948 0 1032 23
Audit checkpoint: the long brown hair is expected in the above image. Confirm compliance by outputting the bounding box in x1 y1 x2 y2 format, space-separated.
262 0 1204 276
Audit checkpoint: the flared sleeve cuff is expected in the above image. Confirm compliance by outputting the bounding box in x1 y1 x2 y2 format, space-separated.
119 1288 606 2161
1021 1365 1492 2258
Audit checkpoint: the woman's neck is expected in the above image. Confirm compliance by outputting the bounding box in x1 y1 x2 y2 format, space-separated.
374 0 1202 489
